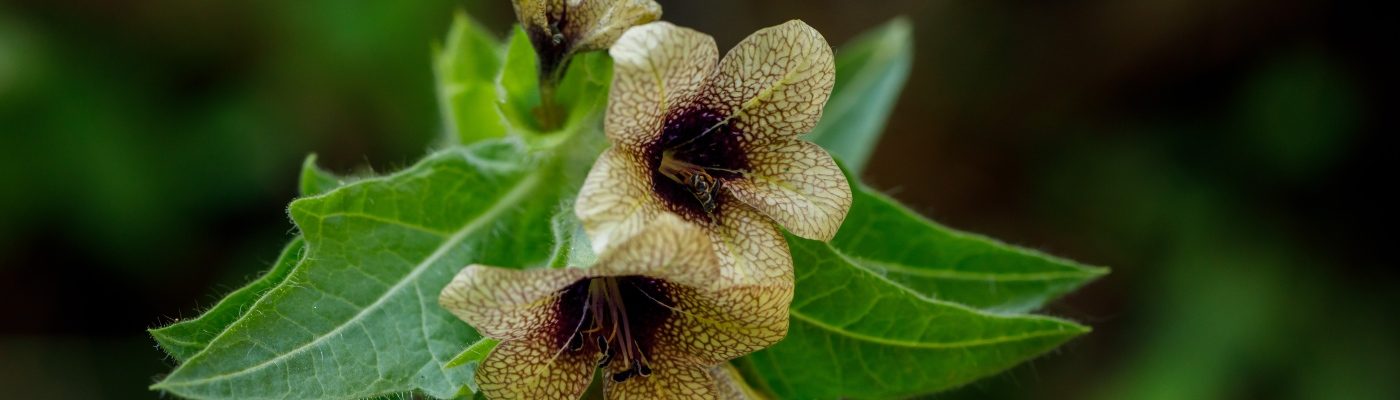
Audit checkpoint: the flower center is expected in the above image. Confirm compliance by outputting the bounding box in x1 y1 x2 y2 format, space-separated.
555 276 674 383
648 107 750 221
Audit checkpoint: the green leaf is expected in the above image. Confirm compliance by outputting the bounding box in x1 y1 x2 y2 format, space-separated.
151 154 356 362
834 184 1106 312
545 208 598 269
740 235 1090 399
434 12 508 145
298 154 354 197
445 337 499 369
150 237 306 362
807 17 913 174
441 337 500 397
550 51 613 135
151 141 564 399
498 26 542 132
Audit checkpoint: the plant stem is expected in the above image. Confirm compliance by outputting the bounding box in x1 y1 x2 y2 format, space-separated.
538 78 562 131
536 61 568 131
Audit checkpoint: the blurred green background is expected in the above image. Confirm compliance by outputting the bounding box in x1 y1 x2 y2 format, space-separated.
0 0 1390 398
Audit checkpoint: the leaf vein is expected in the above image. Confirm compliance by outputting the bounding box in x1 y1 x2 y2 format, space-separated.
156 168 544 389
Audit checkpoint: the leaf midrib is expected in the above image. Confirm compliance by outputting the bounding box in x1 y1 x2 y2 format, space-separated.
156 167 546 389
856 258 1103 282
785 240 1087 350
785 310 1080 349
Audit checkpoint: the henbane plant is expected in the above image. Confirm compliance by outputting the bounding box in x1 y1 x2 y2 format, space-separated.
149 1 1106 399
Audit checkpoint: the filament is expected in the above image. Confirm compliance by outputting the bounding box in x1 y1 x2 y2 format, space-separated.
574 277 654 378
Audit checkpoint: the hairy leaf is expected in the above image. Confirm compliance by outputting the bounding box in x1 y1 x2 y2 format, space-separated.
152 155 356 361
807 17 913 173
152 141 563 399
835 184 1106 312
298 154 356 197
151 237 306 362
740 235 1089 399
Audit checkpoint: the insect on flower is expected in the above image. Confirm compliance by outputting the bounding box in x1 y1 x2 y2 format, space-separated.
576 20 853 282
657 151 721 214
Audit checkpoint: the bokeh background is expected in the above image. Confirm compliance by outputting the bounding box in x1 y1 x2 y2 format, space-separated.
1 0 1391 398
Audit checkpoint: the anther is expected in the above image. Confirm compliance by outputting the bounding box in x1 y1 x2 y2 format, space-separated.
637 363 652 377
611 368 635 383
595 336 613 366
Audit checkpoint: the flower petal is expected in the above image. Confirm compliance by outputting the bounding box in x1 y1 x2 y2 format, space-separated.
725 139 851 241
511 0 558 39
702 20 835 143
439 265 586 340
576 147 666 254
707 193 794 287
476 339 594 400
567 0 664 52
607 21 719 149
651 281 792 366
603 358 718 399
587 213 721 290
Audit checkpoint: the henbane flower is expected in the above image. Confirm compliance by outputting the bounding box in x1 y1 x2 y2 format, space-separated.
513 0 662 82
439 215 792 399
576 20 852 280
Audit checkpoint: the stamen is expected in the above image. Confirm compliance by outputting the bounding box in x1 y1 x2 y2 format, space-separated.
667 119 730 150
632 342 652 377
626 281 659 376
611 368 635 383
587 279 609 336
609 278 638 370
558 284 594 355
657 151 702 185
596 336 613 367
567 277 669 381
703 166 744 175
605 280 625 352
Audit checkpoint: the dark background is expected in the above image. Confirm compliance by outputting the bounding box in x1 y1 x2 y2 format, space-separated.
0 0 1392 398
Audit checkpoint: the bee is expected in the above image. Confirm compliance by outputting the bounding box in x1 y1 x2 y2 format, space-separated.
658 151 722 214
685 171 719 214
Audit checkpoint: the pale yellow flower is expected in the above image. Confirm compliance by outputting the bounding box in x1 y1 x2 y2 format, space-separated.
577 20 851 282
512 0 662 81
440 215 791 399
